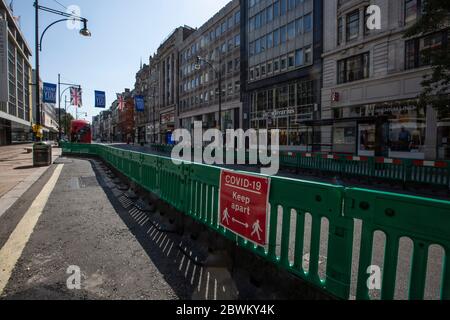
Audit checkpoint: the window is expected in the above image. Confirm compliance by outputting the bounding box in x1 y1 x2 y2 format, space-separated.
273 29 280 46
280 0 287 15
405 32 446 69
304 46 312 64
249 42 255 56
281 57 287 70
255 38 261 54
261 64 266 76
235 58 240 71
249 17 255 32
280 25 287 44
255 66 260 78
260 35 266 52
264 33 271 49
221 22 227 33
235 34 241 47
296 18 303 35
267 5 273 22
273 1 280 17
235 11 240 25
228 17 233 30
250 68 254 80
289 84 296 106
288 0 295 10
267 61 273 73
227 61 233 73
346 10 360 41
338 52 370 84
287 21 295 40
337 17 343 45
295 49 304 66
288 53 295 68
235 81 240 93
274 59 280 72
255 13 261 29
304 13 312 32
405 0 419 24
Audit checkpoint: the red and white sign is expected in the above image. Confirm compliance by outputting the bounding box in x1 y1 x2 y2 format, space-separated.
219 170 270 247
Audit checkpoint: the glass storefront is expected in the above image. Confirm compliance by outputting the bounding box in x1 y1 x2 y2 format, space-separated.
249 79 317 150
332 101 428 159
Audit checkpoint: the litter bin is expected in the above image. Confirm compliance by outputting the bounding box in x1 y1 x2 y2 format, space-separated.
33 142 52 167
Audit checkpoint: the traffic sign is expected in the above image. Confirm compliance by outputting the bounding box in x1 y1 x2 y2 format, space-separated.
219 170 270 247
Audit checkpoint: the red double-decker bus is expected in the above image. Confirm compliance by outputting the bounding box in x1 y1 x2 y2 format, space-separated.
70 120 92 144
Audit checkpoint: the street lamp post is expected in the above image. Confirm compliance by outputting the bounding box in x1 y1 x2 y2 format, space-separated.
58 74 81 141
34 0 91 141
196 56 222 133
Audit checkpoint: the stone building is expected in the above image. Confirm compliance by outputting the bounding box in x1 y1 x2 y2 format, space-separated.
321 0 449 160
242 0 323 151
0 0 33 145
156 26 195 144
178 0 242 135
134 62 150 144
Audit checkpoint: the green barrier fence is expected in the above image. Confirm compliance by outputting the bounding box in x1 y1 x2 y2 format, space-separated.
148 145 450 188
61 143 450 300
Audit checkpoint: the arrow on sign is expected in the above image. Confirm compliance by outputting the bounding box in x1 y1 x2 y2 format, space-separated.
232 217 249 229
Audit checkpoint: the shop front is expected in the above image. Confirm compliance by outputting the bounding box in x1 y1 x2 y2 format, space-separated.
249 79 319 151
332 101 428 159
160 112 175 145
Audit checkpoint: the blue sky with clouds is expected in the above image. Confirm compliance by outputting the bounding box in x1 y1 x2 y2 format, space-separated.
12 0 230 121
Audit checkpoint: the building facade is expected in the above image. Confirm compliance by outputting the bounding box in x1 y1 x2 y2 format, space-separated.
321 0 449 160
0 0 33 145
156 26 195 144
134 62 150 144
179 0 242 135
118 89 135 143
242 0 323 151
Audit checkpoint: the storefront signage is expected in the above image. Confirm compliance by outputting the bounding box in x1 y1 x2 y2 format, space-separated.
263 108 296 119
367 104 418 115
161 112 175 125
219 170 270 247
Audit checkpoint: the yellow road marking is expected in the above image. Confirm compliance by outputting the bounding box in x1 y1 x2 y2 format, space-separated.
0 164 64 295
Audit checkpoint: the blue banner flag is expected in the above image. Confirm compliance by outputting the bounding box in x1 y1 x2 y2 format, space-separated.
43 83 57 104
135 95 145 112
95 91 106 108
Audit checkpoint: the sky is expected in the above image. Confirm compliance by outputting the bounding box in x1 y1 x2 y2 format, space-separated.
12 0 230 121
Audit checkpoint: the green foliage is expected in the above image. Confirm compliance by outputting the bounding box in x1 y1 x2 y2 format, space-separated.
404 0 450 117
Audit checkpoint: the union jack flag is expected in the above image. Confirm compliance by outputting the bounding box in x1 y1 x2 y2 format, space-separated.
117 94 125 111
70 87 82 107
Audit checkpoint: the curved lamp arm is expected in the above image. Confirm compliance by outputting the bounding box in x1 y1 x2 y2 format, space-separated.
39 18 86 51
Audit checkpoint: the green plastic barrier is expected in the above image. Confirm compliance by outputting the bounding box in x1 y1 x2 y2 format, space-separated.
62 143 450 300
344 188 450 300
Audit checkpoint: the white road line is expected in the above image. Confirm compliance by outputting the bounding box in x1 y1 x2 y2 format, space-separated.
0 164 64 295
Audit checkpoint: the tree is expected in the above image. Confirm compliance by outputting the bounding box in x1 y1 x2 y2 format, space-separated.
404 0 450 116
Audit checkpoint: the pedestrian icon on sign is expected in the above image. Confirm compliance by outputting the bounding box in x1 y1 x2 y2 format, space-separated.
222 208 230 225
251 220 263 241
